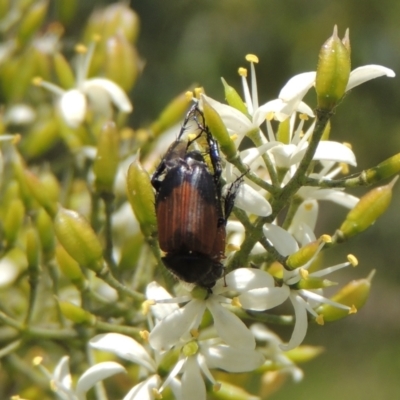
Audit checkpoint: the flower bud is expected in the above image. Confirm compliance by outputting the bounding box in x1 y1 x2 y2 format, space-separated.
214 380 259 400
316 271 374 321
59 301 95 324
53 206 103 272
93 121 120 194
3 199 25 246
104 33 141 92
56 245 85 288
315 26 350 110
26 225 40 270
17 0 48 45
276 118 290 144
296 276 336 290
24 170 58 218
285 345 324 363
202 96 237 160
53 52 75 90
286 237 326 270
221 77 248 116
126 159 157 237
35 208 56 260
339 177 397 240
364 153 400 184
150 92 191 136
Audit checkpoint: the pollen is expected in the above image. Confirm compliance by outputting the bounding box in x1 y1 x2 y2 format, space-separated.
304 201 314 211
194 87 204 99
230 133 238 141
140 330 150 341
32 356 43 366
316 314 325 325
300 268 309 279
299 113 309 121
340 162 349 175
231 296 242 307
141 299 155 315
245 54 259 63
321 234 332 243
74 43 87 54
347 254 358 267
185 90 194 101
349 305 357 314
32 77 43 86
238 67 247 77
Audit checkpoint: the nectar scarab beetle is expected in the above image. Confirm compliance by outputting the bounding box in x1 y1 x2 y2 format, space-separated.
151 104 241 289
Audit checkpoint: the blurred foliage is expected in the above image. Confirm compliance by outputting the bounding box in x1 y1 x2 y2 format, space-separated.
0 0 399 399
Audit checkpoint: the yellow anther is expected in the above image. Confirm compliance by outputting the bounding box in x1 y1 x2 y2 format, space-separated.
12 134 21 144
152 388 163 399
141 299 155 315
340 162 349 175
347 254 358 267
320 234 332 243
315 314 325 325
32 356 43 366
299 268 309 279
230 133 238 141
194 87 204 99
227 243 241 252
120 127 135 140
185 91 194 101
190 328 199 338
140 330 150 341
231 296 242 307
245 54 259 63
304 202 314 211
32 77 43 86
343 141 352 149
299 113 309 121
266 111 275 121
213 382 222 392
349 305 357 314
74 44 87 54
238 67 247 77
92 34 102 42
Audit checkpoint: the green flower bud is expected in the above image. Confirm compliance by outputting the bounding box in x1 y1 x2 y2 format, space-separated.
286 236 329 270
339 177 397 240
53 206 103 272
365 153 400 184
104 33 141 92
35 208 56 260
213 380 259 400
59 301 95 324
202 96 237 160
56 245 85 288
182 341 199 357
3 199 25 246
26 225 40 270
24 169 57 218
221 77 248 116
285 345 324 364
93 121 120 194
316 271 374 322
150 92 191 136
126 159 157 237
296 276 336 290
12 152 37 210
53 52 75 89
17 0 48 45
276 118 290 145
315 26 351 111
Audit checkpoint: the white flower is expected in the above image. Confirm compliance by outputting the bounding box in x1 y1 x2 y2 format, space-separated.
34 43 132 128
38 355 125 400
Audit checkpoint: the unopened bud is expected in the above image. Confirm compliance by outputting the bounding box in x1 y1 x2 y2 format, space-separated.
17 0 48 45
56 245 85 288
53 52 75 89
35 208 56 260
4 199 25 246
286 238 325 270
221 77 248 115
365 153 400 184
315 26 351 110
59 301 95 324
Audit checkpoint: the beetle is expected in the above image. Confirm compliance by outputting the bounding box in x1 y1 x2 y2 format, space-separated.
151 104 241 289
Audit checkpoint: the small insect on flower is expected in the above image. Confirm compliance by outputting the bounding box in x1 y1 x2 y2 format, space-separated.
151 104 241 289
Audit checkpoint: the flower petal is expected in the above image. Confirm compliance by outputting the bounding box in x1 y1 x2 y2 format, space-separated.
149 299 206 351
313 141 357 166
263 224 299 256
52 356 72 390
181 357 206 400
279 293 308 351
59 89 87 128
346 65 395 92
202 344 264 372
89 333 156 372
83 78 133 112
76 361 125 400
146 281 179 321
207 298 255 350
234 183 272 216
123 375 161 400
239 285 290 311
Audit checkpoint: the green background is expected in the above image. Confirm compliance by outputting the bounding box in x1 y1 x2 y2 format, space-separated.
55 0 400 398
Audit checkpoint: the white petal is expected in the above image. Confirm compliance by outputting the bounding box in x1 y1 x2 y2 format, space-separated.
181 357 206 400
312 141 357 166
279 293 308 351
346 65 395 92
234 183 272 216
123 375 161 400
83 78 132 112
263 224 299 256
303 188 359 209
207 298 255 350
52 356 72 390
146 281 179 321
89 333 156 372
76 361 125 400
59 89 87 128
149 300 206 351
289 199 318 237
214 268 274 294
202 344 264 372
239 285 290 311
269 143 299 168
